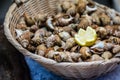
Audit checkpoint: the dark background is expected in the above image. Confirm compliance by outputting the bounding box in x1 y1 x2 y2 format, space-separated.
0 0 116 80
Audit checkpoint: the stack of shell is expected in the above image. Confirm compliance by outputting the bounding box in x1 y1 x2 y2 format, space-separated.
15 0 120 62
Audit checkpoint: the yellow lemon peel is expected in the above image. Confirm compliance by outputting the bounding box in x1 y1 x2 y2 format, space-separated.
75 26 97 46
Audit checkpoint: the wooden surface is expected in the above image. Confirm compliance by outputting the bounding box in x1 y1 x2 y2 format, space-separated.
0 25 31 80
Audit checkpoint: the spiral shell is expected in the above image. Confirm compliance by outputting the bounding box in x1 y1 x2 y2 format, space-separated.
112 45 120 54
96 27 107 39
31 29 46 45
91 41 114 54
112 16 120 25
85 0 97 13
34 13 47 22
55 15 73 26
36 44 47 56
62 1 71 11
63 38 76 50
77 0 87 14
59 31 71 41
16 23 28 30
46 17 54 30
88 54 104 62
23 13 35 26
108 36 120 44
27 44 36 52
99 13 111 26
80 47 91 59
66 4 76 16
78 14 92 29
29 25 39 33
91 13 101 25
45 35 56 48
101 51 112 60
17 31 33 48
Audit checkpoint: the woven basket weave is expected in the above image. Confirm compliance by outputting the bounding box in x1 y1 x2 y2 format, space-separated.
4 0 120 79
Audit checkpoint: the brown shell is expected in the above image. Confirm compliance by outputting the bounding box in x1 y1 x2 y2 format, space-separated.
77 15 92 29
101 51 112 60
80 47 91 59
77 0 87 14
99 13 111 26
36 44 47 56
23 13 35 26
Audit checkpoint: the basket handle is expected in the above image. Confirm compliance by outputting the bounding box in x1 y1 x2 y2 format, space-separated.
14 0 28 6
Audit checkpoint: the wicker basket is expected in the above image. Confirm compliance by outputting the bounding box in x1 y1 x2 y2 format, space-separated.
4 0 120 79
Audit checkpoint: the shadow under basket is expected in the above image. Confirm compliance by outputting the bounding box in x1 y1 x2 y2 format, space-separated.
4 0 120 79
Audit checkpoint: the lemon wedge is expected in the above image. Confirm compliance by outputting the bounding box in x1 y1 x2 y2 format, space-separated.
75 26 97 46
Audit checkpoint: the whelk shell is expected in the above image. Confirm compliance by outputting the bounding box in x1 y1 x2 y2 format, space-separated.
36 44 47 56
23 13 35 26
85 0 97 13
63 38 76 50
80 47 91 59
88 54 103 61
59 31 71 41
112 45 120 54
78 14 92 29
101 51 112 60
46 17 54 30
31 29 46 45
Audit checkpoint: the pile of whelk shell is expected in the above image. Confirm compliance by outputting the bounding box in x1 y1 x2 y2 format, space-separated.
15 0 120 62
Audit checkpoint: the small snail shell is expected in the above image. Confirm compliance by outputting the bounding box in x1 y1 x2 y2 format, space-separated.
34 13 47 22
36 44 47 56
20 39 29 48
23 13 35 26
15 29 24 38
112 45 120 54
46 35 56 47
63 38 76 50
74 13 80 23
88 54 104 61
46 17 54 30
112 16 120 25
27 44 36 52
62 1 71 11
31 29 46 45
108 36 120 44
80 47 91 59
91 41 114 51
18 17 26 24
101 51 112 60
70 52 82 62
55 15 73 26
91 13 101 25
66 4 76 16
114 31 120 37
70 45 79 52
99 13 111 26
62 26 74 33
17 31 33 48
96 27 107 39
59 31 71 41
85 0 97 14
105 25 114 35
16 23 28 30
29 25 39 33
77 0 87 14
78 15 92 29
54 35 62 46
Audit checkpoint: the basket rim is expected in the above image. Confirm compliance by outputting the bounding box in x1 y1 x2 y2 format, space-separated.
4 1 120 66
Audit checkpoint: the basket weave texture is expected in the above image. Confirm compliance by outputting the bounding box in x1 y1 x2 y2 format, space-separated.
4 0 120 79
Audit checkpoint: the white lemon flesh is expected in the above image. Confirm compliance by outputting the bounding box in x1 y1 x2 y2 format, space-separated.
75 26 97 46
